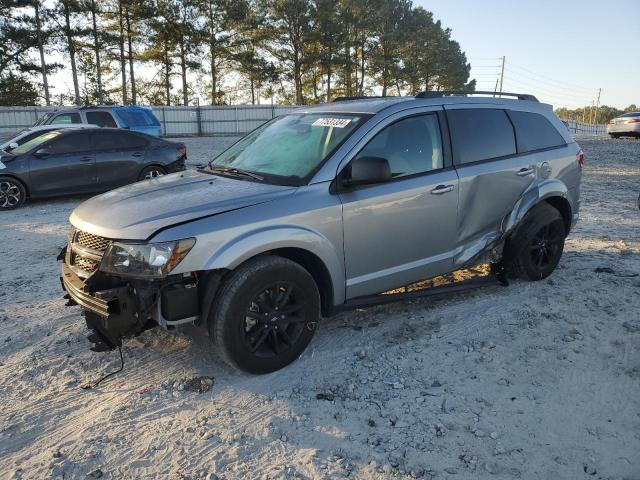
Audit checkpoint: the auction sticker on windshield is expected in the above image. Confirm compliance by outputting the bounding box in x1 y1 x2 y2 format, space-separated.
312 118 352 128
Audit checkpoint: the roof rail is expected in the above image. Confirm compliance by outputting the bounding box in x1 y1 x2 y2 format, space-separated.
332 95 389 102
415 91 539 102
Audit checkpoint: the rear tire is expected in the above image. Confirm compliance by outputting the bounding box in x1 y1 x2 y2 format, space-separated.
609 133 619 139
138 165 166 181
504 203 566 281
209 256 320 374
0 176 26 210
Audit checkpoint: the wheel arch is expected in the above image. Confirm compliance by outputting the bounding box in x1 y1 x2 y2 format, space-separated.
202 226 345 309
504 179 573 237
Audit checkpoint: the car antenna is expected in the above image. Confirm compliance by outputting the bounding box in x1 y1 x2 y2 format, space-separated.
80 346 125 390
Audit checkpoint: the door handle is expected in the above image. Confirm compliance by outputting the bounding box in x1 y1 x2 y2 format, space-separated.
431 184 455 195
80 155 93 162
132 152 143 158
516 167 535 176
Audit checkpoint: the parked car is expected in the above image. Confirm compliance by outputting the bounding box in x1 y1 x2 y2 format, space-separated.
59 92 582 374
607 112 640 138
0 124 97 153
34 106 162 137
0 128 186 209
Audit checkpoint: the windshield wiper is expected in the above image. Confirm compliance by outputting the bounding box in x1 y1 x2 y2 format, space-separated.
205 165 264 181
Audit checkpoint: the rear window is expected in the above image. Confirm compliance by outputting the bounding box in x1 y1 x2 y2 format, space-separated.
86 111 118 128
94 130 148 150
508 111 565 152
115 109 160 127
448 109 516 164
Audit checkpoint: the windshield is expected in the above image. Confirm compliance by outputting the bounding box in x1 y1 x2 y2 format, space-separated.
10 130 62 155
209 113 369 184
34 112 54 126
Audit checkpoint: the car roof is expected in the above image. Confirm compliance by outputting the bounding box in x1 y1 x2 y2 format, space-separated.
28 124 97 131
295 95 549 115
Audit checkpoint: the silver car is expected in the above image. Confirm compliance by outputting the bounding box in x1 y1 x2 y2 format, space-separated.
607 112 640 138
59 92 583 373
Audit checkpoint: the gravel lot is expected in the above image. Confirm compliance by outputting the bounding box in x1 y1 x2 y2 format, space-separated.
0 137 639 480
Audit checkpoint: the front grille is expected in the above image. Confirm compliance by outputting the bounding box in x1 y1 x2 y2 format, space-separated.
76 230 111 252
67 227 111 276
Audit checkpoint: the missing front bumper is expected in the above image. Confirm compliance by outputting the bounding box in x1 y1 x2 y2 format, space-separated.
60 262 146 350
60 261 202 351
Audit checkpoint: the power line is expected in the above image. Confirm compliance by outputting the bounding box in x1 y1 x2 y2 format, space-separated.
506 62 598 93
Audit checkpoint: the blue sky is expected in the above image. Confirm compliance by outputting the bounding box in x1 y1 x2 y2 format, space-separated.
420 0 639 109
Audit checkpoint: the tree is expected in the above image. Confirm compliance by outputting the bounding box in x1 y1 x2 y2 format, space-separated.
197 0 250 104
140 9 177 105
264 0 313 104
56 0 82 105
0 73 39 106
310 0 342 101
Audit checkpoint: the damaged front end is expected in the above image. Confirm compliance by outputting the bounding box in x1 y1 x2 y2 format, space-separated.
59 228 201 352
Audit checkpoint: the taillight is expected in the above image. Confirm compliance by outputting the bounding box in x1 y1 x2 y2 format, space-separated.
627 119 640 123
178 145 187 157
576 149 584 168
608 120 615 124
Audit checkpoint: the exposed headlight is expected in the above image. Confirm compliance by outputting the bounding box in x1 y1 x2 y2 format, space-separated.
100 238 195 278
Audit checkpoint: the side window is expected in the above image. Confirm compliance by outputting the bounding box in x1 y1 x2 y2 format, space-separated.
86 111 118 128
507 111 566 152
94 131 148 151
50 113 81 125
47 132 93 154
355 114 443 178
447 109 516 164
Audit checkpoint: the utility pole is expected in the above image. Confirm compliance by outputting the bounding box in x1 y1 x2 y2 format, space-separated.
593 88 602 124
589 100 595 124
498 56 505 96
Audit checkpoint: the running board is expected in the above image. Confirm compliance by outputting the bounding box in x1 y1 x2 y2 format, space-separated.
332 275 504 314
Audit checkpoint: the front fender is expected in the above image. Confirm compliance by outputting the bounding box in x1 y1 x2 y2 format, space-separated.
203 225 345 305
504 179 570 234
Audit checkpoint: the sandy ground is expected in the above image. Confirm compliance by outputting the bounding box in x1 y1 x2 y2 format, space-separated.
0 137 639 480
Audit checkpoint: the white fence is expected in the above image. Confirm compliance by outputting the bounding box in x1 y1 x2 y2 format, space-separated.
0 105 608 138
0 105 301 137
562 119 607 136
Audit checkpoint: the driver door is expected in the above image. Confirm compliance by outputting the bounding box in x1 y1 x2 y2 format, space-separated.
338 110 459 299
28 131 96 196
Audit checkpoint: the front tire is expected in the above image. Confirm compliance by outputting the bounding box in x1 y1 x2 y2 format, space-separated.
209 256 320 374
0 176 26 210
504 203 566 281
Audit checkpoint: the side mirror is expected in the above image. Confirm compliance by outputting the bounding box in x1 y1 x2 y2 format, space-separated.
33 147 51 158
343 156 392 187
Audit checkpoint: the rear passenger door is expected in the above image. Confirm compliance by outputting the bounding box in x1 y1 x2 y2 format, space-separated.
93 130 149 189
445 107 538 257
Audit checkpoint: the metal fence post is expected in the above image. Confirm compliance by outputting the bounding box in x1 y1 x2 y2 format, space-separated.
235 106 239 135
196 104 202 136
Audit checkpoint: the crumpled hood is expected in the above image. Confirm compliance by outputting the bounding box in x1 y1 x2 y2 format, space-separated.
70 170 296 240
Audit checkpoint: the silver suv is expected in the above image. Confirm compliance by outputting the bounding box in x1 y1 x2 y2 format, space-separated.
59 92 583 373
